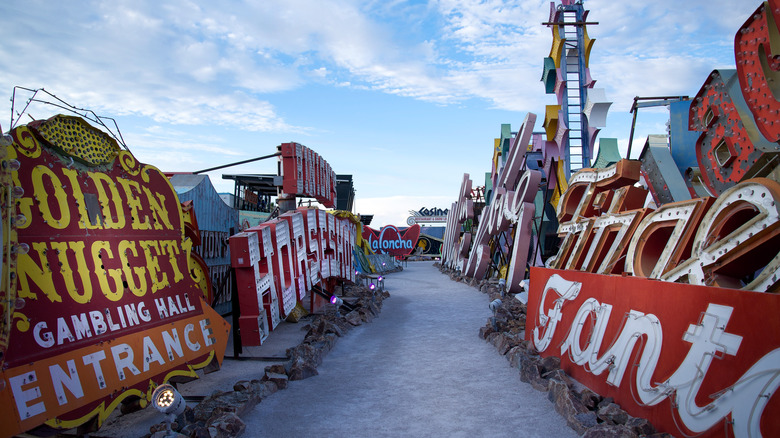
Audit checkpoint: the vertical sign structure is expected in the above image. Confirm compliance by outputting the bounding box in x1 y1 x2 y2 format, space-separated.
441 174 474 272
0 115 230 437
279 142 336 209
543 0 610 179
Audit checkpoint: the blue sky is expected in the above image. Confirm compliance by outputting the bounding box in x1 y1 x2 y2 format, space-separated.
0 0 757 227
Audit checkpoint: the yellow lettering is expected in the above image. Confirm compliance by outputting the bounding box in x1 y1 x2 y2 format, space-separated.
160 240 184 284
181 237 203 284
50 241 93 304
92 241 123 301
31 165 71 230
117 177 150 230
140 240 169 293
88 173 126 230
142 187 173 230
61 168 100 230
17 242 61 302
118 240 148 297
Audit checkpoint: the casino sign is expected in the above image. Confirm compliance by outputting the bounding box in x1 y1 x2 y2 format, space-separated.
406 207 449 225
0 115 229 437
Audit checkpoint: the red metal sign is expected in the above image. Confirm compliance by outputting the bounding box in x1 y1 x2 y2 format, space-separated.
279 142 337 208
527 267 780 437
0 116 230 437
362 224 421 258
229 209 358 346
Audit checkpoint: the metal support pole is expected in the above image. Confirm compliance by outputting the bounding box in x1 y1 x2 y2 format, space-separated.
193 152 281 174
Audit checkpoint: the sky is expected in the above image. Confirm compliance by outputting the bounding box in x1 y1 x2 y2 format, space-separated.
0 0 758 227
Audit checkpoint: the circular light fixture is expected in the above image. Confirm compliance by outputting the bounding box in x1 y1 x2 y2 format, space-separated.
330 295 343 307
369 283 376 291
151 383 185 416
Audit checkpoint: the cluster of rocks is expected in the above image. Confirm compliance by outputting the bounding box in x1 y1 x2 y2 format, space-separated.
437 265 669 438
146 280 390 438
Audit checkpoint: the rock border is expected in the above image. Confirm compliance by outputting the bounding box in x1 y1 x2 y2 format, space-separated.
437 264 672 438
147 277 391 438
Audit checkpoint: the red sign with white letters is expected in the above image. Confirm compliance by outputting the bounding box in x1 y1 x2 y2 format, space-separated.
527 267 780 438
362 224 421 258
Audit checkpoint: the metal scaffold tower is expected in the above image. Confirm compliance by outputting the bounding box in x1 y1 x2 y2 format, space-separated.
561 6 587 173
543 1 599 179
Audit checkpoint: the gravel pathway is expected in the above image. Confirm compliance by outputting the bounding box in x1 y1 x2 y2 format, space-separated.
243 261 576 437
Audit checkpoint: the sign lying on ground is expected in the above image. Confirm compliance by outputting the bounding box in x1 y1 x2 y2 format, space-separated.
229 208 357 345
528 268 780 438
0 115 230 437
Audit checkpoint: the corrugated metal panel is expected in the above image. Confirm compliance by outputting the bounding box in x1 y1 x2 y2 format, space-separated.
171 174 238 233
171 174 239 315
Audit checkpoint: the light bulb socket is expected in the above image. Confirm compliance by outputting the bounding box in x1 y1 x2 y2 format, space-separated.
3 159 20 171
11 243 29 255
12 214 27 227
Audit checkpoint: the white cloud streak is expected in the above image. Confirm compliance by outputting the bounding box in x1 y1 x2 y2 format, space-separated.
1 0 756 129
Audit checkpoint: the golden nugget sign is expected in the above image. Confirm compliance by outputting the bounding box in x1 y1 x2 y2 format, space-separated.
0 115 229 437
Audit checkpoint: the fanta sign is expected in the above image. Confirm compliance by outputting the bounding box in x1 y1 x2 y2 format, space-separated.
528 268 780 437
362 225 420 257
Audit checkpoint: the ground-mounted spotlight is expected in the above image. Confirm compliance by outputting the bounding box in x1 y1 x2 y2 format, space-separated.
330 295 344 307
498 278 506 297
369 283 376 291
377 275 383 282
488 298 502 332
152 383 186 426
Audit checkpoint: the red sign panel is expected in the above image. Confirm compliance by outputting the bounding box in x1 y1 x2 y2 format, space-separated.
362 224 421 258
527 267 780 437
229 209 358 346
0 116 230 436
280 142 337 208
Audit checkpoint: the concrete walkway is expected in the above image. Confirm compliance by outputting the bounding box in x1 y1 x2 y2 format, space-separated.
244 261 576 437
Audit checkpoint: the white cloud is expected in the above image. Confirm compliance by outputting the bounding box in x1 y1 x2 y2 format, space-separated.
0 0 759 189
